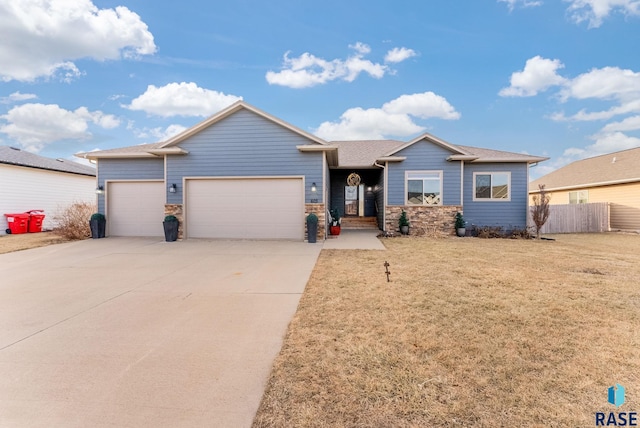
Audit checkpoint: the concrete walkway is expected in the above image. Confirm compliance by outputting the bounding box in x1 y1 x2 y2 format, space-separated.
0 238 321 428
322 229 386 250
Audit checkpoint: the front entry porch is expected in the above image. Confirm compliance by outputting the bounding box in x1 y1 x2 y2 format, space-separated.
329 169 383 231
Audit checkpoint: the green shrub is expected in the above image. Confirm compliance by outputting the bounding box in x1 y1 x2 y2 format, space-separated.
164 215 178 222
90 213 106 221
306 213 318 224
398 210 410 227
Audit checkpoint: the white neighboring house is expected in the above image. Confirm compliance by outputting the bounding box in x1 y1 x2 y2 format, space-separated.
0 146 96 235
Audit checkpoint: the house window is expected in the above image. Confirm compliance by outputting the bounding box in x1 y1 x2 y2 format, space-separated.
474 172 510 201
569 190 588 204
406 171 442 205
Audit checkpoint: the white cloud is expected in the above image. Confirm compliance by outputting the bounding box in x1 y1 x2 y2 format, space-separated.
1 91 38 104
564 131 640 158
383 92 461 120
134 124 188 141
565 0 640 28
314 92 460 140
549 67 640 121
125 82 242 117
560 66 640 101
601 115 640 132
0 0 156 82
499 56 567 97
0 103 120 152
498 0 543 12
266 42 415 88
384 47 418 63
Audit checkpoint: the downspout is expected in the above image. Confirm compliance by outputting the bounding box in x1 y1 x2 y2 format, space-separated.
374 161 386 231
460 161 464 210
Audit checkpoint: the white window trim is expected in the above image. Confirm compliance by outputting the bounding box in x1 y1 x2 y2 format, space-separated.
568 189 588 204
405 170 443 206
472 171 511 202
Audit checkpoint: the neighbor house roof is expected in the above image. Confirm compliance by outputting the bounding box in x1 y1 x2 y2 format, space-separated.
0 146 96 176
530 147 640 192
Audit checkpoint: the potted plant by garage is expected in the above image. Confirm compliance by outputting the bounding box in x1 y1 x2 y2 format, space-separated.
163 215 179 242
455 212 466 237
399 210 410 235
329 208 341 236
89 213 106 239
306 213 318 243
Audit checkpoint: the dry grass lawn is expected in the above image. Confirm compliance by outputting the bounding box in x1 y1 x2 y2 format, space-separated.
254 233 640 427
0 231 71 254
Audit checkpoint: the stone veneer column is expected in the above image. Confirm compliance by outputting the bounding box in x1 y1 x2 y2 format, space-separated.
305 203 326 241
385 205 462 236
164 204 184 240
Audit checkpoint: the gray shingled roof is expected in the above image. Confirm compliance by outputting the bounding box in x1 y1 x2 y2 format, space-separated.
77 142 164 156
457 145 547 162
330 140 405 167
0 146 96 176
530 147 640 192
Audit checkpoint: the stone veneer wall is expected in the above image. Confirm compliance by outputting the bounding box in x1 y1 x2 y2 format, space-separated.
385 205 462 236
305 203 326 241
164 204 184 240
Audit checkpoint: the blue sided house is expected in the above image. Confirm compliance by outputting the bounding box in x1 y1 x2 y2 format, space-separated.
78 101 547 241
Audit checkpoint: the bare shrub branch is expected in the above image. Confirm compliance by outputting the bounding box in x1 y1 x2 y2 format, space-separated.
531 184 551 239
53 202 96 240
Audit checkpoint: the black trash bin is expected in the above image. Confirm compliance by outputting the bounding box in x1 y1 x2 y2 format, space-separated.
306 213 318 243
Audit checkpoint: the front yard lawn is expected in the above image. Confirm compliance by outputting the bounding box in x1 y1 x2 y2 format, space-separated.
254 233 640 427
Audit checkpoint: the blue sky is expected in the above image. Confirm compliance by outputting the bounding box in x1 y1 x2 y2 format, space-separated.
1 0 639 179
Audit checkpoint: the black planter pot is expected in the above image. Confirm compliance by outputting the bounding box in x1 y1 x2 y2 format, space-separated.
307 220 318 243
163 221 179 242
89 219 106 239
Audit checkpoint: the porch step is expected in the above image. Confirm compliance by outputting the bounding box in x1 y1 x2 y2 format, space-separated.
341 217 379 230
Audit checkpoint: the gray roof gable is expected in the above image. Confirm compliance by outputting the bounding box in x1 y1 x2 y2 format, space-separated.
0 146 96 176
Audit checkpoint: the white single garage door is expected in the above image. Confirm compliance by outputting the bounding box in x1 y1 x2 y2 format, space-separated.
186 178 304 240
107 181 165 237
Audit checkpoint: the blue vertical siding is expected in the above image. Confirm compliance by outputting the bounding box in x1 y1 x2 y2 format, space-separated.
96 158 164 213
166 109 323 204
463 162 529 229
387 142 462 205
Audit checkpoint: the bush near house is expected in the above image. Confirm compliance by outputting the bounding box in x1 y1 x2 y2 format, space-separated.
53 202 96 240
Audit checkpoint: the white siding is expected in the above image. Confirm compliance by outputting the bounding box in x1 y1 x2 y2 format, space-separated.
0 164 95 234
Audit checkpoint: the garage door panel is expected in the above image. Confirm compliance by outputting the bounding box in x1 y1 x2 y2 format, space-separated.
108 182 165 237
186 178 303 240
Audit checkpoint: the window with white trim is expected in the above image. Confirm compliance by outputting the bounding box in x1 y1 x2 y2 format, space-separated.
569 190 588 204
406 171 442 205
473 172 510 201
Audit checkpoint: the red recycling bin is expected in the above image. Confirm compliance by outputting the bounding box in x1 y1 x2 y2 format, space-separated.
4 213 30 234
26 210 45 233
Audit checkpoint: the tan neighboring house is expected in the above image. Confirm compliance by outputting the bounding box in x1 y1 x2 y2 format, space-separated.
529 147 640 231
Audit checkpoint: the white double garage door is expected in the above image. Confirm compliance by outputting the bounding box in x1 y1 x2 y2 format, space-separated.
107 178 304 240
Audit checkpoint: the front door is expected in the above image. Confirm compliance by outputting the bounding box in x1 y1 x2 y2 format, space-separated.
345 185 358 216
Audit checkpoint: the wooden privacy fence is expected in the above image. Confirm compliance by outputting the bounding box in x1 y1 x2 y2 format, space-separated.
529 202 610 234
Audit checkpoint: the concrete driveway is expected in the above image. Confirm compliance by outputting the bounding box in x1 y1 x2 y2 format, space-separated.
0 238 322 428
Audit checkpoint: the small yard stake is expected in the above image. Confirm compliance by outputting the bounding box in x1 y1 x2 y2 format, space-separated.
384 261 391 282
